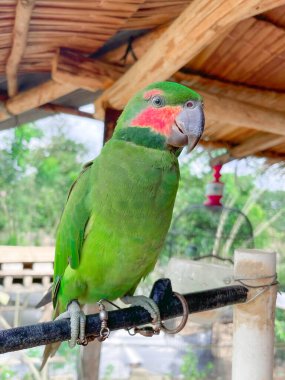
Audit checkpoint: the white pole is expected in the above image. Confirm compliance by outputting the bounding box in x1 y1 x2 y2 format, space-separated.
232 249 277 380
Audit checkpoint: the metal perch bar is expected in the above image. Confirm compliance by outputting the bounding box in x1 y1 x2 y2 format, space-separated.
0 279 248 354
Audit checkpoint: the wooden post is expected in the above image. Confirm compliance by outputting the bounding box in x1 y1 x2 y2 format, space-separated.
79 304 102 380
232 249 277 380
6 0 36 97
104 107 122 143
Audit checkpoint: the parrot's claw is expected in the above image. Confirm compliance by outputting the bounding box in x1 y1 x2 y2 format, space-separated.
55 300 86 348
121 295 161 330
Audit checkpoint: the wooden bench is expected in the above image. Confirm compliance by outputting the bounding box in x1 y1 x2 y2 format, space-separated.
0 246 54 288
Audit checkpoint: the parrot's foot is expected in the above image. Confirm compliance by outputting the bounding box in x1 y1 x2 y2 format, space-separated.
55 300 86 348
121 295 161 329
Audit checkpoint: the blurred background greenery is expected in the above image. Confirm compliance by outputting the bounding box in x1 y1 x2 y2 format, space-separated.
0 122 284 379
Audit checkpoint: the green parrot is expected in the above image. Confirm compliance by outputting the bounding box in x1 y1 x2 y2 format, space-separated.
40 81 204 368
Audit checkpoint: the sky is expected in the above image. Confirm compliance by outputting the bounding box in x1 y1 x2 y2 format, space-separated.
35 104 104 161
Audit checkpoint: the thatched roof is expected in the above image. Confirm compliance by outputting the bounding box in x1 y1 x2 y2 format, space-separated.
1 0 285 164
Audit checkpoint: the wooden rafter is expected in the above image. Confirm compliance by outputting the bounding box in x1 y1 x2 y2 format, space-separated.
53 47 285 140
201 138 285 165
175 72 285 159
209 133 285 165
6 0 36 97
95 0 285 112
174 71 285 112
40 104 94 120
200 90 285 136
199 138 285 166
52 49 125 91
1 0 285 163
228 133 285 158
2 50 285 163
5 80 77 116
0 55 124 123
102 25 167 66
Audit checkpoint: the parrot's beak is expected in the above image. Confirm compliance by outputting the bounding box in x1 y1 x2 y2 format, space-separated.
167 102 205 151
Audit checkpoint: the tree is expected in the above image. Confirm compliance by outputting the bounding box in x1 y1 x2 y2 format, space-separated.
0 123 87 245
163 150 285 286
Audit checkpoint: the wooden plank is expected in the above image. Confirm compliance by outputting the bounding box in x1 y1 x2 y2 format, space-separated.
174 73 285 140
95 0 285 112
0 0 147 123
41 104 94 120
6 80 77 116
103 24 167 65
52 48 125 91
230 133 285 157
6 0 36 97
0 270 53 277
191 18 257 73
210 147 285 166
0 246 54 263
80 305 101 380
107 42 285 141
200 89 285 136
0 102 10 122
209 133 285 164
189 24 237 70
174 71 285 112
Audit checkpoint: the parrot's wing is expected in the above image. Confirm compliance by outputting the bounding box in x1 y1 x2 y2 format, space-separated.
53 160 94 285
36 161 94 309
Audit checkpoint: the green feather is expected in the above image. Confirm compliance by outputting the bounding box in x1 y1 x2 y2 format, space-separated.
114 126 166 150
53 139 179 311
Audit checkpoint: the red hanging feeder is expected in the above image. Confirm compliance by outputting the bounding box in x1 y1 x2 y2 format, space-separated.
204 164 224 207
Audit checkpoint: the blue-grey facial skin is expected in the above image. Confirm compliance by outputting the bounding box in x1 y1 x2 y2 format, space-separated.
166 100 205 151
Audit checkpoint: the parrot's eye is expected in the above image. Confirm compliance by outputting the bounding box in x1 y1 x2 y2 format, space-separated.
185 100 196 109
151 95 165 108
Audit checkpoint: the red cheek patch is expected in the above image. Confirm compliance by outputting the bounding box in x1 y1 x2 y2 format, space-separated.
131 106 182 135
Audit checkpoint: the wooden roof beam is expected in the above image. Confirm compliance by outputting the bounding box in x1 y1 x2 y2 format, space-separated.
40 104 94 120
6 0 36 97
174 71 285 112
0 80 78 123
229 133 285 157
200 90 285 136
5 80 77 116
95 0 285 113
49 47 285 141
52 48 125 92
0 54 123 123
210 133 285 165
0 50 126 124
211 150 285 166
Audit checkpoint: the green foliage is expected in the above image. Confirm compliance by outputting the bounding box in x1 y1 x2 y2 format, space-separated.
54 342 79 370
0 123 86 245
163 152 285 276
276 309 285 343
180 346 214 380
102 364 114 380
0 366 16 380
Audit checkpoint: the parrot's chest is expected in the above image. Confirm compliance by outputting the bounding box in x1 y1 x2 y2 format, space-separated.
79 146 179 301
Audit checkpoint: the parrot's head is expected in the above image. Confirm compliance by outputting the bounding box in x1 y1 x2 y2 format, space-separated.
114 81 204 152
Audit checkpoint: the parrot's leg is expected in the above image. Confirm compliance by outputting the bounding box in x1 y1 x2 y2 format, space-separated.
121 295 161 328
55 300 86 348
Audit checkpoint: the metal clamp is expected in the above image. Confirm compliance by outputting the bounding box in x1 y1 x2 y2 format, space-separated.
97 300 110 342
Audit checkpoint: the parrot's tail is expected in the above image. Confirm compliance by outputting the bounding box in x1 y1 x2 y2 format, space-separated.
40 303 61 370
36 287 52 308
40 342 61 371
